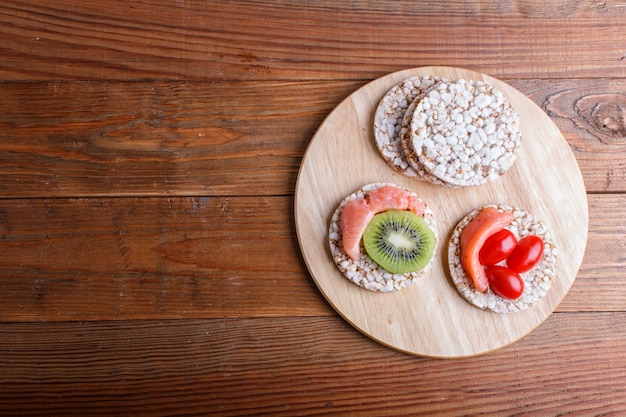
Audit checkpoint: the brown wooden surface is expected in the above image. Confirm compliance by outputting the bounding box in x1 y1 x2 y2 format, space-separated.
0 0 625 414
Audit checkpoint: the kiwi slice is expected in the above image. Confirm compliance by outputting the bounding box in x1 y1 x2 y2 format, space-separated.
363 209 435 274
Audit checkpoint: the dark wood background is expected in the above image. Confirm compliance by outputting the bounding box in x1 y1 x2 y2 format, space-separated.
1 1 625 415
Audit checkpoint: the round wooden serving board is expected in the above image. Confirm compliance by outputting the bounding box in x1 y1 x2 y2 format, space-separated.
294 66 588 358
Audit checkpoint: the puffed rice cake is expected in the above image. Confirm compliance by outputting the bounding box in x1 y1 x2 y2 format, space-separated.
373 75 522 188
400 92 451 187
328 182 438 292
410 78 522 187
447 204 557 313
373 76 442 177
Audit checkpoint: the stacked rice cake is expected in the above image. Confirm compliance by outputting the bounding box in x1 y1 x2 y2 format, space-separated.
374 76 522 187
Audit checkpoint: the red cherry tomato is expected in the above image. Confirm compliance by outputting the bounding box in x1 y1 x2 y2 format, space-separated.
479 229 517 266
485 265 524 300
506 235 545 273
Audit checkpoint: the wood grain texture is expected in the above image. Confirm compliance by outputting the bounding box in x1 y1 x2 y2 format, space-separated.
0 80 344 198
0 0 624 413
1 0 626 81
509 78 626 193
0 314 625 416
0 196 329 321
0 194 623 322
0 79 624 198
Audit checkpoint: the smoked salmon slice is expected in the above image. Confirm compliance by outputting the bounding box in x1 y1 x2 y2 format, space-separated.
340 185 426 261
459 207 514 292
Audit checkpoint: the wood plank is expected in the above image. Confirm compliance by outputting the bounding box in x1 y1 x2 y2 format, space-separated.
0 313 625 415
0 194 622 322
558 194 626 312
0 196 331 321
508 78 626 193
1 1 626 81
0 1 622 415
0 79 624 198
0 80 355 198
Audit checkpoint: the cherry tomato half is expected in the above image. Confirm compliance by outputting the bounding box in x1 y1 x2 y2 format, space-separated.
479 229 517 266
485 265 524 300
506 235 545 273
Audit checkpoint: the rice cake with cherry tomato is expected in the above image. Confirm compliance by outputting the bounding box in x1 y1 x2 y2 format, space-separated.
329 182 438 292
448 204 557 313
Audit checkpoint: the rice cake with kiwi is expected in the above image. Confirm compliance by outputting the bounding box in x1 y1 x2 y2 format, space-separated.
329 182 438 292
373 76 442 177
410 78 522 187
448 204 557 313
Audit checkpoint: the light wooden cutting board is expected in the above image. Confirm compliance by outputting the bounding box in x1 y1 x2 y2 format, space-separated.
294 66 588 358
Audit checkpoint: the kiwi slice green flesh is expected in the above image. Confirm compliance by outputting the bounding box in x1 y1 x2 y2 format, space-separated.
363 209 435 274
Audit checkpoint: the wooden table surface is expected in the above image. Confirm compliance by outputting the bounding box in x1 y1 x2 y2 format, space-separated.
1 1 625 415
